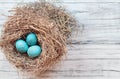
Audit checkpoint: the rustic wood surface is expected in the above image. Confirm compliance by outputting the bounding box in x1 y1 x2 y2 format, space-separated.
1 0 120 79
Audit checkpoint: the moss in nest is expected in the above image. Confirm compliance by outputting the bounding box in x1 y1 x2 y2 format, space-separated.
0 1 77 76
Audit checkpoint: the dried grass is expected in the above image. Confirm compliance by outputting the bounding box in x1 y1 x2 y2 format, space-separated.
0 1 77 76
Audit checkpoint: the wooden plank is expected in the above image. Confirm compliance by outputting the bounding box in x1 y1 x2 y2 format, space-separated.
1 44 120 61
1 3 120 20
1 0 120 3
1 3 120 21
1 59 120 77
62 0 120 3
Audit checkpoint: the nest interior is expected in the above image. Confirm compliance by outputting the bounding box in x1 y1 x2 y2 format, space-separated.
0 2 77 76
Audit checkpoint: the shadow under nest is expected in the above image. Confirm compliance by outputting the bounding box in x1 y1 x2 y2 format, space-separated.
0 1 77 76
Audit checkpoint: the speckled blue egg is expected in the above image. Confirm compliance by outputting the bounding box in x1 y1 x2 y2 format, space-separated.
27 45 42 58
26 33 37 46
15 39 28 53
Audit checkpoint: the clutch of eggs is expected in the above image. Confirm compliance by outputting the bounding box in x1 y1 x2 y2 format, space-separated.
15 33 42 58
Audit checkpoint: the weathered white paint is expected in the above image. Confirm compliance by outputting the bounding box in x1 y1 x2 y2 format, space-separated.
1 0 120 79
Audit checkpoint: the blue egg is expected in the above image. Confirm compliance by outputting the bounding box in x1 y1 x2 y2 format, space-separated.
15 39 28 53
26 33 37 46
27 45 42 58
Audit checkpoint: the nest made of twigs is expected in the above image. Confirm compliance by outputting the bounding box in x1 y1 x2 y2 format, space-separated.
0 1 77 76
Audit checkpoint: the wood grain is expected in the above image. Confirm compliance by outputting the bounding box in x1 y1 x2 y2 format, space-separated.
1 0 120 79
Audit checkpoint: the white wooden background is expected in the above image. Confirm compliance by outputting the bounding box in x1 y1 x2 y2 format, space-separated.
1 0 120 79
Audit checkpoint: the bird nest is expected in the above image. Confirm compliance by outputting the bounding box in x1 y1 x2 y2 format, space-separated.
0 1 77 76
